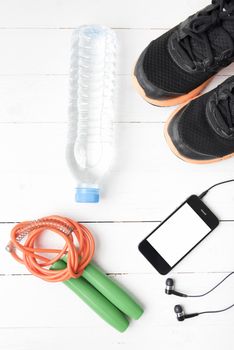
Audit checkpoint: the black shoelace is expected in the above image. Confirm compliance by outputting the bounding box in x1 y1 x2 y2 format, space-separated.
178 0 234 70
215 89 234 136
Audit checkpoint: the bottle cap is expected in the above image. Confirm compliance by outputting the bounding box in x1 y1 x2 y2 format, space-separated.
75 188 100 203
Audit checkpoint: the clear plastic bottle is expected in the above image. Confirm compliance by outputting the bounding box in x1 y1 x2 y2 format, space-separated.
67 25 117 203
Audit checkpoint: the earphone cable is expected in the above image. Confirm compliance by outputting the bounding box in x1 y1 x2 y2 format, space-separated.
198 303 234 315
199 179 234 199
195 179 234 297
186 272 233 298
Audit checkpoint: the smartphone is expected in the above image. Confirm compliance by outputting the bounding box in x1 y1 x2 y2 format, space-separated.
138 195 219 275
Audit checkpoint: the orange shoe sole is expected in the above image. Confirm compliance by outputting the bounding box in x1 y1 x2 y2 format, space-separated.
164 99 234 164
132 73 212 107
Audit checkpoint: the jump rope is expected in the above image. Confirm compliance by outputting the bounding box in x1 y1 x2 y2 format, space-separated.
6 180 234 326
5 26 142 332
6 215 143 332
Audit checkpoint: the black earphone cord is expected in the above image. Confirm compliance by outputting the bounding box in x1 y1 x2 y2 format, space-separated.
198 303 234 316
196 179 234 315
191 273 234 316
186 272 233 298
198 179 234 199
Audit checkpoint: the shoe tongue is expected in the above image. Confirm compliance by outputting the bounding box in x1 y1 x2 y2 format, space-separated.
206 82 234 140
223 17 234 38
220 94 234 116
230 98 234 116
190 25 233 63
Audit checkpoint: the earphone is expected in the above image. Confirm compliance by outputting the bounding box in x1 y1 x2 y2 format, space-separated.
164 179 234 321
174 303 234 321
174 305 198 321
165 278 187 297
165 275 234 321
165 274 233 298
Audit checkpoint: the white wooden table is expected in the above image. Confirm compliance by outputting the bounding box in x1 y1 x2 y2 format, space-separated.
0 1 233 349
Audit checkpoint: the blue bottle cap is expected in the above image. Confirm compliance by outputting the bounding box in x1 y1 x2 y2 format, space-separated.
75 188 100 203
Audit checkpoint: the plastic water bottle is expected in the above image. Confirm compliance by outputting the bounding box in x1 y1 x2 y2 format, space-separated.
67 25 117 203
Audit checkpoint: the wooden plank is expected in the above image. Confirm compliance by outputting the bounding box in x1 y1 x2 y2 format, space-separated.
0 74 169 124
0 0 209 29
0 325 233 350
0 28 234 76
1 1 233 348
0 75 229 124
0 28 156 75
1 222 233 274
0 123 233 222
0 273 233 329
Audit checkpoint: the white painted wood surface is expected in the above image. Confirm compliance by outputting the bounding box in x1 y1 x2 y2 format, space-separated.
0 1 233 349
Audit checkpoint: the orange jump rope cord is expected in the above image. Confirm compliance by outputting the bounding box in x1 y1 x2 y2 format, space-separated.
7 215 95 282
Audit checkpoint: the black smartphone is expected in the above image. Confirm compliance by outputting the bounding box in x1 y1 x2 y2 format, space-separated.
138 195 219 275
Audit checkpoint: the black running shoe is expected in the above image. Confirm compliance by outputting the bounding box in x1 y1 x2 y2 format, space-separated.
133 0 234 107
164 76 234 163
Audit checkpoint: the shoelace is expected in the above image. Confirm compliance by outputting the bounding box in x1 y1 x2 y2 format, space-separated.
214 89 234 136
178 0 234 70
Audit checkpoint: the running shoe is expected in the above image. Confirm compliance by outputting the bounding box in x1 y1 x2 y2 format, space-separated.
164 76 234 163
133 0 234 106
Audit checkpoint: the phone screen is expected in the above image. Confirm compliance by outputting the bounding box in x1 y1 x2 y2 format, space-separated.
147 202 211 267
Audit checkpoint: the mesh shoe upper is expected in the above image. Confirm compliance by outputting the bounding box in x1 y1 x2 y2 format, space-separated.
142 0 234 95
168 81 234 159
142 29 213 94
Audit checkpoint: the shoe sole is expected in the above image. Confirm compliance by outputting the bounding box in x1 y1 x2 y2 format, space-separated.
164 99 234 164
132 73 211 107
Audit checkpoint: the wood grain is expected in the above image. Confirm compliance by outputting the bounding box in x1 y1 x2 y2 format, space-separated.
0 1 233 349
0 0 208 28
